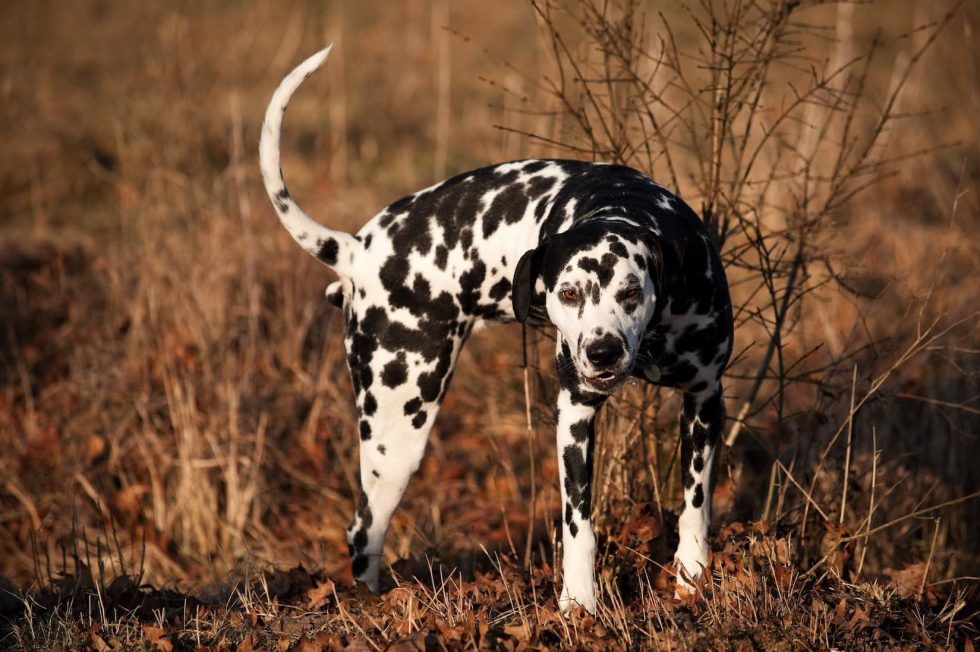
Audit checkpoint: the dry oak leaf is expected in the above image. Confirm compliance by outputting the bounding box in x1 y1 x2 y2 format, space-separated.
387 633 426 651
305 579 336 610
887 562 929 599
295 630 343 652
503 623 531 642
846 605 872 632
616 502 663 549
142 624 174 652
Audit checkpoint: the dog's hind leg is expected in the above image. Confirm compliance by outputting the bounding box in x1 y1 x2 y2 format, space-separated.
674 382 724 594
343 315 468 592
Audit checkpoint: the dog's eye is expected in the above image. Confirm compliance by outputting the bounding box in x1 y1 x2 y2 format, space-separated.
621 287 641 302
559 288 578 303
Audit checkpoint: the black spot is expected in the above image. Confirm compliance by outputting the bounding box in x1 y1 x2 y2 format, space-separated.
577 253 617 287
387 193 416 214
482 184 529 238
609 241 628 258
584 279 599 305
377 444 386 455
359 420 372 441
683 469 695 489
411 411 427 429
692 483 704 508
489 277 512 301
692 420 709 451
403 397 423 415
274 188 290 213
693 454 704 473
353 528 368 550
379 211 397 229
381 357 409 388
666 360 698 385
459 258 494 316
356 492 373 525
562 444 592 521
317 238 339 265
363 392 377 416
351 555 368 577
418 371 443 402
569 521 579 538
435 245 448 270
569 418 593 443
359 366 374 393
372 469 380 478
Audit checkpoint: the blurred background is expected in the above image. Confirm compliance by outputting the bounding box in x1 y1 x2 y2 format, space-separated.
0 0 977 610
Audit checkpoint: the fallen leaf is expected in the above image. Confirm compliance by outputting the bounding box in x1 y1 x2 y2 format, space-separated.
847 605 871 631
142 625 173 652
305 579 336 610
387 633 426 651
114 483 149 521
831 598 848 627
503 623 530 642
91 632 111 652
296 631 343 652
238 633 257 652
85 434 106 464
616 502 663 551
886 562 929 599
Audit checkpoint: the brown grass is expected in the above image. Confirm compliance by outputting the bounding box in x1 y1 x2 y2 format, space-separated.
0 0 978 649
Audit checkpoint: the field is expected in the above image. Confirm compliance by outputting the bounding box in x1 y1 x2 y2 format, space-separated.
0 0 978 649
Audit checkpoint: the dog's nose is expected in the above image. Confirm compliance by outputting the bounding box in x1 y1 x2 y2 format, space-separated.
585 337 625 369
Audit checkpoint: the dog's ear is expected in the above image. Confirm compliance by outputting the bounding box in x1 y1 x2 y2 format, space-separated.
637 233 666 298
512 245 547 323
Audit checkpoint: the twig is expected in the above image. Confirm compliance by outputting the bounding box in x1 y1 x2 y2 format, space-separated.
839 365 857 524
521 325 537 571
804 490 980 578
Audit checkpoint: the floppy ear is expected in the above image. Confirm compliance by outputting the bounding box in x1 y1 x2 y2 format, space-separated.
640 234 666 298
512 245 546 323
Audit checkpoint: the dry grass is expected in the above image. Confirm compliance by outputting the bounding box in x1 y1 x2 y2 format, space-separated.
0 0 978 649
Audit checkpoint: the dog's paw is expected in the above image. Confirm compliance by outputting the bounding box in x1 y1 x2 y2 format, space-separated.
558 584 596 616
673 542 710 600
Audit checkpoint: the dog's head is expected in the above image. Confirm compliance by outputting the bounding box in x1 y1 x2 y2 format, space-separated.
512 222 661 393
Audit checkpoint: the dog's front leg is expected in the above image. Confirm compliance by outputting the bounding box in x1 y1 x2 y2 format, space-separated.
674 382 724 595
554 340 606 615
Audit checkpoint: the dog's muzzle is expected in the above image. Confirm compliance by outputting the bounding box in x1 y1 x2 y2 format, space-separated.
582 335 630 392
583 370 629 392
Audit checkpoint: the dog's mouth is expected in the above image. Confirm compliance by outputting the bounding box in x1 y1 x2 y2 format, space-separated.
583 369 630 392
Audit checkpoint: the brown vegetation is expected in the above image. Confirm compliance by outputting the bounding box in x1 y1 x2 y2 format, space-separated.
0 0 977 649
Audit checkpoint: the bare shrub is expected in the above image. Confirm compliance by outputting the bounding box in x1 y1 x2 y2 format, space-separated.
511 0 979 580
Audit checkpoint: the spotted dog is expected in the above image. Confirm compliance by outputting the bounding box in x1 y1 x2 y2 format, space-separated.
260 48 733 614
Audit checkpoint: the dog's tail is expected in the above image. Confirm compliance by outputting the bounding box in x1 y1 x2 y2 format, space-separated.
260 46 360 277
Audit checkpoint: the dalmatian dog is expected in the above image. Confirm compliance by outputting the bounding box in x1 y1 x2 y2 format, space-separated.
260 48 733 614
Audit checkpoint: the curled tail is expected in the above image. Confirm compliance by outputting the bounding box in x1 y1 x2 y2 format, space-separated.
259 46 360 277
